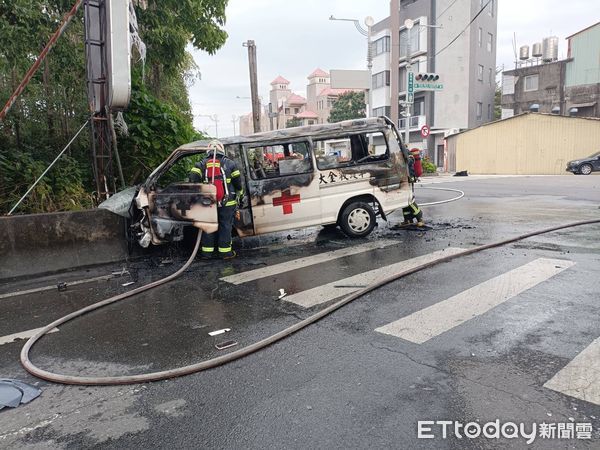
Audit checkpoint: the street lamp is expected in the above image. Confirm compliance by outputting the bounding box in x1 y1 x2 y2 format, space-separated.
329 15 375 117
236 95 265 132
231 115 238 135
197 114 219 137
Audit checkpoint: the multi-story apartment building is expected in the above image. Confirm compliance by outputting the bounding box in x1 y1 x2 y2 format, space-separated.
565 22 600 117
370 0 497 166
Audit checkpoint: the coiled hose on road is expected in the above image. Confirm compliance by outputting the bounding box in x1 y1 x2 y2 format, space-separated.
21 218 600 385
416 186 465 206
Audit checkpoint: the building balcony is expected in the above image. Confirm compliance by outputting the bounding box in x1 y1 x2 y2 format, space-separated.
398 115 426 131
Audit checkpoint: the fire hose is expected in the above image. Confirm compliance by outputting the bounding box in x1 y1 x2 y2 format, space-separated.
21 219 600 385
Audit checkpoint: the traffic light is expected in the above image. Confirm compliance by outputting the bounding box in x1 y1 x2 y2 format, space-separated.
415 73 440 81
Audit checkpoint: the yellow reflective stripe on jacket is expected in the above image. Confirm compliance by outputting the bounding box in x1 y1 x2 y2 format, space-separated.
206 162 221 168
231 170 240 177
225 200 237 207
190 167 203 175
226 178 231 183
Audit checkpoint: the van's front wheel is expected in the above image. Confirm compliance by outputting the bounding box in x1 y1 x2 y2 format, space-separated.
340 202 376 238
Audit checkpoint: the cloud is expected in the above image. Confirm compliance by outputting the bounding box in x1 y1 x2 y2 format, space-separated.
189 0 600 136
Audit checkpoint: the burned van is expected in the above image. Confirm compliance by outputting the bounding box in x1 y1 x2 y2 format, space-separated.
132 116 414 247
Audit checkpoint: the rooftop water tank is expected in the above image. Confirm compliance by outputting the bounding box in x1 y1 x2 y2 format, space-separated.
542 36 559 62
532 42 543 58
519 45 530 60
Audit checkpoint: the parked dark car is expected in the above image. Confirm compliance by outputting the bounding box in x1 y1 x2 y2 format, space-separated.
566 151 600 175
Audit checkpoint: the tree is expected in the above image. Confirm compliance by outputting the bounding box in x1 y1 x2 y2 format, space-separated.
328 91 366 123
494 83 502 120
0 0 229 213
286 117 302 128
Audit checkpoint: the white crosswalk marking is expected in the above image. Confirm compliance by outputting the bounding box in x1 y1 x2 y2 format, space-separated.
220 239 400 285
544 336 600 406
0 327 59 346
284 248 464 308
375 258 575 344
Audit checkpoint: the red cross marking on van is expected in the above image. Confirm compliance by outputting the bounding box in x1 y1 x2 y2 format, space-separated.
273 190 301 214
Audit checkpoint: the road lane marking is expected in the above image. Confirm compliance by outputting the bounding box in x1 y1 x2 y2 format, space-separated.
0 327 59 346
220 240 400 285
375 258 575 344
283 248 465 308
544 336 600 406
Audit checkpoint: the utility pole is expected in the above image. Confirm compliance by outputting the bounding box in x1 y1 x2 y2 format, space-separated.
390 0 400 131
232 115 237 135
404 20 414 148
243 40 261 133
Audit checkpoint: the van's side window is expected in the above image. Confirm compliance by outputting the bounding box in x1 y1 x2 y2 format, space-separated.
246 142 312 179
315 131 389 170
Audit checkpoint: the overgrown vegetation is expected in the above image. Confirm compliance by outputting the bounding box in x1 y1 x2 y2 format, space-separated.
328 91 366 123
494 83 502 120
0 0 228 214
422 156 437 173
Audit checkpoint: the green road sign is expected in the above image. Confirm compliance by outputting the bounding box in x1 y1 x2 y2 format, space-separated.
407 71 414 104
414 82 444 91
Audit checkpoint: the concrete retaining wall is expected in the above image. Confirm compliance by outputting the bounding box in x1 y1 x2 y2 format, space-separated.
0 209 128 281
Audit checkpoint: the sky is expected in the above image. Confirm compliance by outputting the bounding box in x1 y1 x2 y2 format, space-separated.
188 0 599 137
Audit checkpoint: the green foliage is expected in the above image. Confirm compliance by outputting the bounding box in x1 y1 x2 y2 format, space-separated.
328 91 366 123
286 117 302 128
494 83 502 120
422 156 437 174
0 0 228 214
118 81 202 185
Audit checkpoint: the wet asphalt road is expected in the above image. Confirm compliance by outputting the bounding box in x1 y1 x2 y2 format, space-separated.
1 175 599 449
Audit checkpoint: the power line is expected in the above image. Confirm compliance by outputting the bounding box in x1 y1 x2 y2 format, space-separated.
434 0 492 58
435 0 460 21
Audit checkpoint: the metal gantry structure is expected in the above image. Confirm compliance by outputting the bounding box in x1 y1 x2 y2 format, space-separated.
84 0 125 198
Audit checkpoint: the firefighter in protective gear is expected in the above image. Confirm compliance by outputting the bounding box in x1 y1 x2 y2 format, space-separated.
188 140 243 259
401 200 424 227
401 148 424 227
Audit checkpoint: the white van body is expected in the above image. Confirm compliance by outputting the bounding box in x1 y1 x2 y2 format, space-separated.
133 117 414 246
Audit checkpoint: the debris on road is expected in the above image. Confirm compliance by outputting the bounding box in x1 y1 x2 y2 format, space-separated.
208 328 231 337
112 268 131 277
278 289 287 299
121 281 136 287
0 379 41 410
215 340 238 350
57 282 67 292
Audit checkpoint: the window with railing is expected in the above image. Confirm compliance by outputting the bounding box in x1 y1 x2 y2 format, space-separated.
399 27 420 58
372 71 390 89
373 36 390 56
372 106 391 117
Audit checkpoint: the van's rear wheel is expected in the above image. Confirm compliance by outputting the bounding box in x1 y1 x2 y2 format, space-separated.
340 202 376 238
